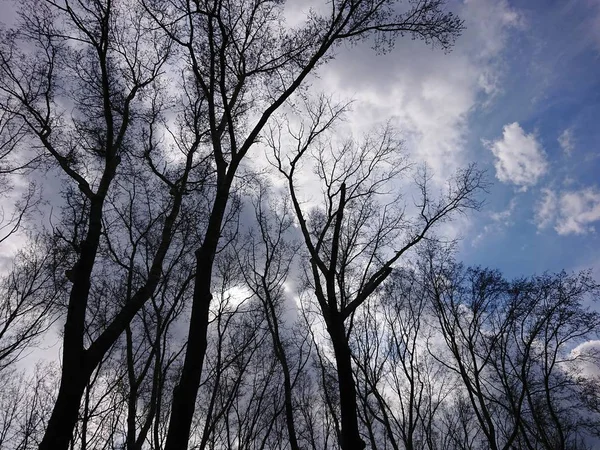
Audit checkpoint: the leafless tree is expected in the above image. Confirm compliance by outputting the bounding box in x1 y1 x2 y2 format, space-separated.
0 362 59 450
0 1 471 448
437 393 483 450
238 180 314 450
511 272 600 449
270 94 485 449
428 256 600 450
0 0 223 447
353 265 453 450
0 108 41 245
0 236 67 373
138 1 465 447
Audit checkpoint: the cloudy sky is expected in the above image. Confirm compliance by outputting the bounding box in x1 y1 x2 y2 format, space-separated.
307 0 600 279
0 0 598 281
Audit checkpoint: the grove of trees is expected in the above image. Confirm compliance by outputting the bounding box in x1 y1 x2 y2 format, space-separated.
0 0 597 449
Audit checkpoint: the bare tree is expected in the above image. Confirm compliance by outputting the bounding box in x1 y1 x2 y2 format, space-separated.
428 262 517 450
0 0 222 447
0 1 467 447
0 236 67 373
239 181 314 450
0 108 41 245
270 96 484 449
353 266 453 450
137 1 465 448
437 393 483 450
512 272 600 449
428 256 600 450
0 362 59 450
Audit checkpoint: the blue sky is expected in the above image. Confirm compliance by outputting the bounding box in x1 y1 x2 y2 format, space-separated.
461 0 600 277
308 0 600 279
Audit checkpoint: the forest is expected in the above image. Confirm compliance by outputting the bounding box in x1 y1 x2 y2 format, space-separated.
0 0 598 449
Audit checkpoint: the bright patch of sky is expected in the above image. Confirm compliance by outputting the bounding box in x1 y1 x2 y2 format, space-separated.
311 0 600 279
484 122 548 191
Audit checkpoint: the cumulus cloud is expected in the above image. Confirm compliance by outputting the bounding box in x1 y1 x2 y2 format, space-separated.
556 188 600 235
314 0 522 180
558 127 575 156
534 187 600 235
485 122 548 190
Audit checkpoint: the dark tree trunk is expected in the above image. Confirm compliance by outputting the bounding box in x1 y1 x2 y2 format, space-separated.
39 352 89 450
39 198 106 450
164 187 230 450
163 259 213 450
266 301 300 450
327 315 366 450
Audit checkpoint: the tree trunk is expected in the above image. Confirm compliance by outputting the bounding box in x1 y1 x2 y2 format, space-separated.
39 349 89 450
39 200 106 450
269 316 300 450
164 186 230 450
327 315 366 450
163 254 213 450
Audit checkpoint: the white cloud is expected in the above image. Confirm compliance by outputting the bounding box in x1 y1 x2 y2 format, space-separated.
485 122 548 190
558 127 575 156
534 187 600 235
276 0 524 253
556 187 600 235
490 197 518 224
463 0 524 59
534 188 558 230
314 0 522 180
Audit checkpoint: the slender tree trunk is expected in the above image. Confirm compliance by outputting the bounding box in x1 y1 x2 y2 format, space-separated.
266 304 300 450
281 362 301 450
164 187 230 450
125 325 138 450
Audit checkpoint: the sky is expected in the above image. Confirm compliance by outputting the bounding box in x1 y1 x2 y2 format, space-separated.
0 0 597 434
0 0 598 282
0 0 597 399
302 0 600 279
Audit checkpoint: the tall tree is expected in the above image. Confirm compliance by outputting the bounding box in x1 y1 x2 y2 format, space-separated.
0 0 466 447
428 257 600 450
139 1 465 449
239 181 313 450
271 100 484 449
0 0 210 447
353 267 453 450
